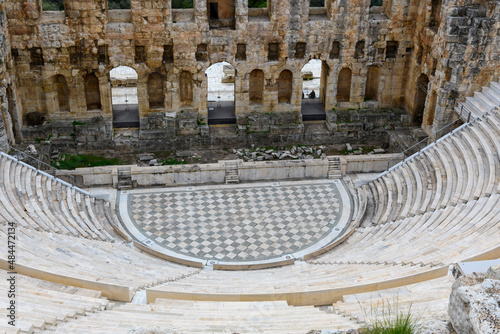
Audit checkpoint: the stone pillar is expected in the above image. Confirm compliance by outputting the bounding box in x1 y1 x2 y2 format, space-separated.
99 73 112 116
0 100 9 152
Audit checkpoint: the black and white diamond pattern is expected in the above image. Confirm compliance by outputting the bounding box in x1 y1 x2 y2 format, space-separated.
128 184 342 262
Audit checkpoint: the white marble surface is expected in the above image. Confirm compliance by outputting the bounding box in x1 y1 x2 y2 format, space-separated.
110 66 138 80
112 87 138 104
205 62 235 101
301 59 321 97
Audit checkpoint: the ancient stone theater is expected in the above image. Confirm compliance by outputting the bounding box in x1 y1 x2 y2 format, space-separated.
0 0 499 333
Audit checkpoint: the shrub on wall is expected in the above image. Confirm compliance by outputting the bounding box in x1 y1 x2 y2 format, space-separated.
42 0 64 11
108 0 131 10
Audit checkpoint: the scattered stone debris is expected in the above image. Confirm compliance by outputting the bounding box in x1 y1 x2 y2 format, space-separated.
139 155 154 162
27 144 37 156
234 145 330 162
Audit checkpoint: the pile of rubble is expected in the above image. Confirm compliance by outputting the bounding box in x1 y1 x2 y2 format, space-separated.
345 143 386 155
233 145 327 162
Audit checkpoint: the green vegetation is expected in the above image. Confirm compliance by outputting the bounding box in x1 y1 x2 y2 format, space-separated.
248 0 267 8
172 0 194 9
310 0 325 7
52 154 123 170
108 0 131 10
42 0 64 11
161 158 188 165
370 0 383 7
361 300 421 334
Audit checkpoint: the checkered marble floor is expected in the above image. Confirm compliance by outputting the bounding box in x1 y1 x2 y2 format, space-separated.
126 182 345 262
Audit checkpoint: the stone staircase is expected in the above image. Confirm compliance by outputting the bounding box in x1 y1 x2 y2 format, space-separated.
327 156 342 179
456 79 500 120
117 166 132 190
224 160 240 184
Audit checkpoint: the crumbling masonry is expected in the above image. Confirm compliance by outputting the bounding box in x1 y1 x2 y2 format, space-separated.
0 0 498 149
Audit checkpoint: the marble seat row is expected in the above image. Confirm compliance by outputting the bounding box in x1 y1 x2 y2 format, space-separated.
41 299 359 333
145 260 438 306
331 275 455 326
0 269 113 333
456 79 500 119
0 226 199 302
367 111 500 226
0 153 122 241
312 193 500 267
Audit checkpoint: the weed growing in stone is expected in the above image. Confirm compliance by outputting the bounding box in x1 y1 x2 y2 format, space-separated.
360 299 422 334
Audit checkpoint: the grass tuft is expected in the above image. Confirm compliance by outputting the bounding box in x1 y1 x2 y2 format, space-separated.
52 154 122 170
360 298 422 334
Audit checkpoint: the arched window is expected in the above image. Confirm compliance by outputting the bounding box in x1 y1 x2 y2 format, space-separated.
278 70 293 103
365 66 380 101
148 72 165 109
179 71 193 106
337 68 352 102
84 73 101 110
249 70 264 104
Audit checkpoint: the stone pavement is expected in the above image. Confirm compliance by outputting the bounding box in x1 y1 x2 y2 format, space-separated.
120 180 352 264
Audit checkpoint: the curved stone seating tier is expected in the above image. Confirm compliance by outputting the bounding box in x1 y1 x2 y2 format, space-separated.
42 299 359 333
332 275 455 325
366 112 500 227
455 78 500 119
0 153 121 241
146 262 443 306
312 193 500 267
0 227 199 302
0 269 112 333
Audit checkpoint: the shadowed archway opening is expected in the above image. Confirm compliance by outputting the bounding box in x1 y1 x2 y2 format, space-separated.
337 68 352 102
84 73 101 110
110 66 139 128
365 65 380 102
206 62 236 125
414 74 429 126
148 72 165 109
278 70 293 104
49 74 70 112
249 69 264 104
301 59 327 121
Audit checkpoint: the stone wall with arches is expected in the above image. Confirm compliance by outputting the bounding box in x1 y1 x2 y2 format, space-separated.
0 0 498 146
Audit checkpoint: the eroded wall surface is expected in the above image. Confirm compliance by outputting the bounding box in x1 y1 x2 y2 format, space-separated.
0 0 498 147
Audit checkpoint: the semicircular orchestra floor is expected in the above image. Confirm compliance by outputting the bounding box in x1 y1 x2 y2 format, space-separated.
119 179 352 265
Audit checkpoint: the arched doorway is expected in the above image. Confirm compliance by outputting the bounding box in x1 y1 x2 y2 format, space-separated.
414 74 429 125
148 72 165 109
84 73 101 110
301 59 327 121
110 66 139 128
337 68 352 102
278 70 293 103
249 69 264 104
206 62 236 125
54 75 70 111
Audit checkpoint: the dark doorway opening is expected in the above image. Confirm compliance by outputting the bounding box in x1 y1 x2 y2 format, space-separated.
209 2 219 19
